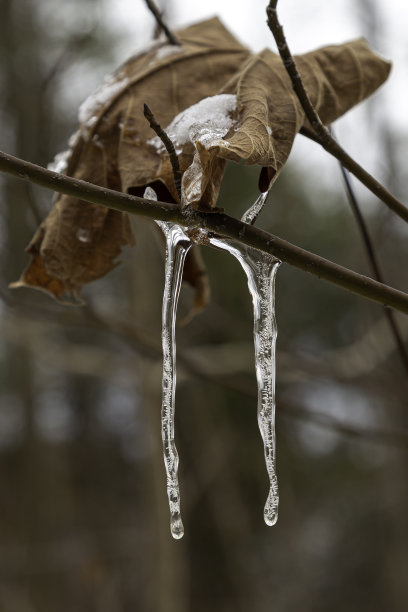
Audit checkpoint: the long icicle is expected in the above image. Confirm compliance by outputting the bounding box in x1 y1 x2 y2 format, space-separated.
155 219 192 539
209 235 280 526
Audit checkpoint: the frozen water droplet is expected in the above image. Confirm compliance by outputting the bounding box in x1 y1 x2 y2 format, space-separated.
170 515 184 539
208 235 280 527
76 228 91 243
264 483 279 525
155 220 192 539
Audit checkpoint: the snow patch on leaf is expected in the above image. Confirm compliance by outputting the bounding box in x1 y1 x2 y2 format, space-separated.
47 130 81 174
148 94 237 154
78 73 130 137
47 149 71 174
152 44 184 64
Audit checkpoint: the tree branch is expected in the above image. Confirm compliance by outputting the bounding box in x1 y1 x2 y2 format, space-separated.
339 162 408 373
144 0 179 46
0 148 408 314
143 103 182 201
266 1 408 224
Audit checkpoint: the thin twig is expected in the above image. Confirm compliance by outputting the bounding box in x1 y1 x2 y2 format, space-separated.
144 0 179 46
266 1 408 224
1 148 408 313
339 162 408 373
143 103 182 201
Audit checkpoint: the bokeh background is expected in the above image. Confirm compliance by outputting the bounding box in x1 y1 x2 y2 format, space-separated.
0 0 407 610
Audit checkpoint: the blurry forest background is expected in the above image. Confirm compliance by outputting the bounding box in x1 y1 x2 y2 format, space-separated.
0 0 408 611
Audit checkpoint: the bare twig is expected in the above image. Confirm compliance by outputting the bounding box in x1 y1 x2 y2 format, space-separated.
143 103 182 201
144 0 179 46
1 148 408 313
339 163 408 373
300 127 408 367
266 1 408 224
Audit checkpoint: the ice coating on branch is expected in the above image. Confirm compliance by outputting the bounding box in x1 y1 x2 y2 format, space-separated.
150 185 192 539
148 94 237 154
78 72 130 136
208 235 280 526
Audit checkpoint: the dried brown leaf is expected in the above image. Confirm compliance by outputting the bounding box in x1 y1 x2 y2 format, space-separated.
13 18 250 302
181 39 391 206
13 21 391 310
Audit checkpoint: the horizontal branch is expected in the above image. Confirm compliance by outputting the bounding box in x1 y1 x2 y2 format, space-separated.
1 149 408 314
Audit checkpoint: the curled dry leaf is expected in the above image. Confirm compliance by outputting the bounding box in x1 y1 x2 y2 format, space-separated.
181 39 391 206
12 18 250 304
12 18 391 309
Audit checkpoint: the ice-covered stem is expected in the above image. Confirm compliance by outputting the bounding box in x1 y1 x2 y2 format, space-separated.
209 235 280 525
143 104 182 201
156 220 192 539
241 191 269 225
144 0 180 46
266 1 408 225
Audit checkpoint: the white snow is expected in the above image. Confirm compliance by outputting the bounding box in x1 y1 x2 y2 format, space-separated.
127 36 166 61
47 149 71 174
47 130 81 174
148 93 237 153
78 72 130 135
152 44 183 63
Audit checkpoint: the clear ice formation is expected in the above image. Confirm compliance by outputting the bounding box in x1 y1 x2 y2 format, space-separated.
154 191 280 537
241 191 269 225
155 220 192 539
208 235 280 526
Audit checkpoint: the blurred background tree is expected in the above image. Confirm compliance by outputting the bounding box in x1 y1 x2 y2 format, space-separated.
0 0 407 611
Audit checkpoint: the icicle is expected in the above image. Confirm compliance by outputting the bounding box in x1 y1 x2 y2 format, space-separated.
146 179 280 533
155 219 192 539
209 235 280 526
241 191 269 225
146 183 192 539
